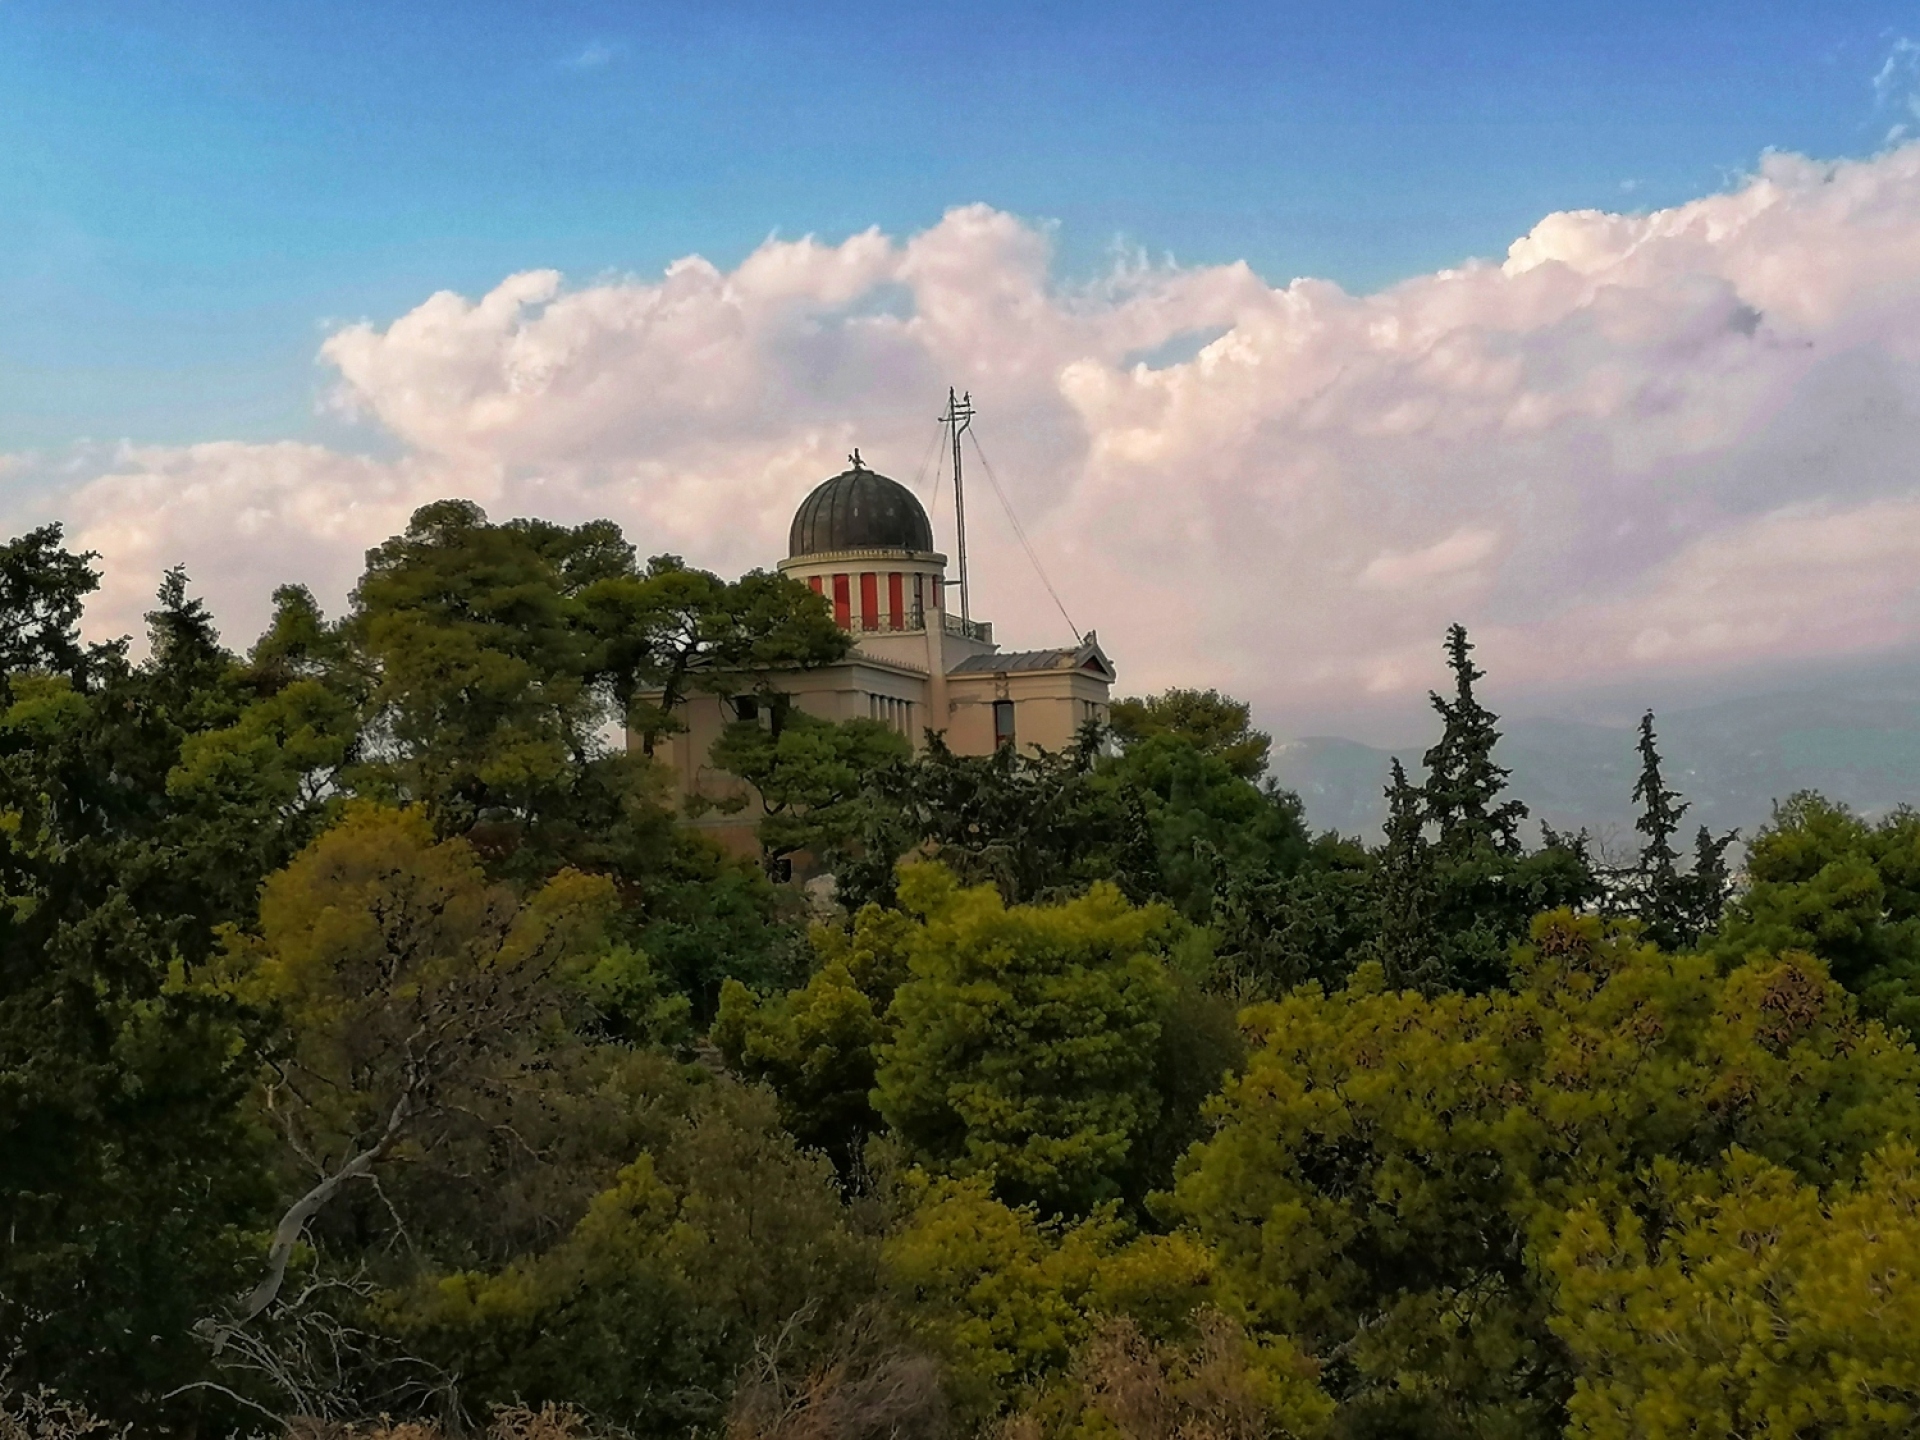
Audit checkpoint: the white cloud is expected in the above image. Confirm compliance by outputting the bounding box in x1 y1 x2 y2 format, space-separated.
35 147 1920 720
1358 527 1500 592
63 442 476 648
564 39 619 70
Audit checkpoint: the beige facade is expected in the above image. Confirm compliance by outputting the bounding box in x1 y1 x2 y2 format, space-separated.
638 458 1116 862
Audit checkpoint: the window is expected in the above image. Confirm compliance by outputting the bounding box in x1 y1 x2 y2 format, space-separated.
831 573 851 629
888 572 904 629
993 699 1016 748
859 572 879 630
734 695 759 722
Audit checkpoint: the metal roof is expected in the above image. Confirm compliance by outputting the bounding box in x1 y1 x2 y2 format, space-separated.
949 648 1079 673
788 458 934 557
949 636 1115 678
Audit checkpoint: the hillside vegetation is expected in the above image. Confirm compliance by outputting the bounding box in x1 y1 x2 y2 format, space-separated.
5 504 1920 1439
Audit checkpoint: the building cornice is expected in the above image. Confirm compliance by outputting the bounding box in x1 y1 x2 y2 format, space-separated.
777 548 948 569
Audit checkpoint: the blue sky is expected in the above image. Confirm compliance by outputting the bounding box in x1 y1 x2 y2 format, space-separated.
4 0 1918 453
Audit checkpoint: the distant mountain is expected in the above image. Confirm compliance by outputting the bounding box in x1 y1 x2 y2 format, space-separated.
1271 671 1920 848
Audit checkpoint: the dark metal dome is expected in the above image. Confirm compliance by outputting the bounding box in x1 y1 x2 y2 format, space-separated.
788 455 934 557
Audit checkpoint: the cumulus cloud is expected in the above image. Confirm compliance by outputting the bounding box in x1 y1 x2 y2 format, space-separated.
35 145 1920 722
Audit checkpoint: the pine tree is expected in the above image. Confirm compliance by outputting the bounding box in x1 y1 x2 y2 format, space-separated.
1421 624 1527 856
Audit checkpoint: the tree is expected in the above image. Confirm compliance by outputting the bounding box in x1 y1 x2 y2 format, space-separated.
1385 625 1600 993
0 558 277 1432
708 710 910 875
344 505 798 1001
1620 711 1735 949
1204 834 1376 1000
386 1081 877 1439
1550 1142 1920 1440
1097 732 1311 921
1421 624 1527 856
825 723 1310 921
1168 912 1920 1439
1369 757 1441 993
881 1172 1220 1420
208 804 620 1337
873 864 1177 1215
1003 1310 1335 1440
350 500 609 837
0 522 101 685
713 903 916 1169
579 556 847 757
1707 792 1920 1038
1110 688 1273 782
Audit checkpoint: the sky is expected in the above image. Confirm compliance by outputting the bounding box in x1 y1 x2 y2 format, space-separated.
9 1 1920 739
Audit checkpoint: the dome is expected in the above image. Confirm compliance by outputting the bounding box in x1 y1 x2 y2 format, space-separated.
788 454 934 557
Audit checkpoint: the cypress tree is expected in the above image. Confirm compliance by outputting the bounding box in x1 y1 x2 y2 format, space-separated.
1421 624 1527 856
1373 758 1442 992
1626 711 1735 948
1628 709 1686 946
1680 823 1737 943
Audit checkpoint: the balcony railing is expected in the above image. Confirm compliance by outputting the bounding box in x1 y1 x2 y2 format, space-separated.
841 611 993 645
845 607 926 636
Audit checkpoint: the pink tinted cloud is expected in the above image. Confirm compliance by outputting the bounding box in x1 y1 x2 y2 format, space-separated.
37 146 1920 715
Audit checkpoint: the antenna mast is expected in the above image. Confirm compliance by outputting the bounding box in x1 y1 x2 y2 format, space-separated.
941 387 975 622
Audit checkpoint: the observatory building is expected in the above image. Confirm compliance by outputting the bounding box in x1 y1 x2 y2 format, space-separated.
649 449 1115 856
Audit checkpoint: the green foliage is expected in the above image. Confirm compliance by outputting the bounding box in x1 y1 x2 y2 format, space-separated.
1365 628 1601 994
1370 756 1441 991
336 502 820 1009
579 552 847 755
1205 632 1594 1004
1205 832 1377 999
708 708 910 868
1110 687 1273 781
830 729 1156 910
215 803 639 1285
874 865 1178 1215
1422 624 1527 857
575 943 694 1049
386 1080 876 1438
630 828 804 1017
822 720 1310 923
1620 711 1735 950
1550 1142 1920 1440
713 904 915 1168
0 523 101 683
0 550 281 1431
1099 732 1312 921
1169 911 1920 1439
882 1172 1218 1414
1708 792 1920 1039
13 519 1920 1440
350 501 633 845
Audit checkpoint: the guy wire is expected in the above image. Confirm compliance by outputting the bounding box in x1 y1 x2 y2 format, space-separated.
964 429 1082 644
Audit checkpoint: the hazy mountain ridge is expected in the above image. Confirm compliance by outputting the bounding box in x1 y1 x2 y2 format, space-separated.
1272 672 1920 844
